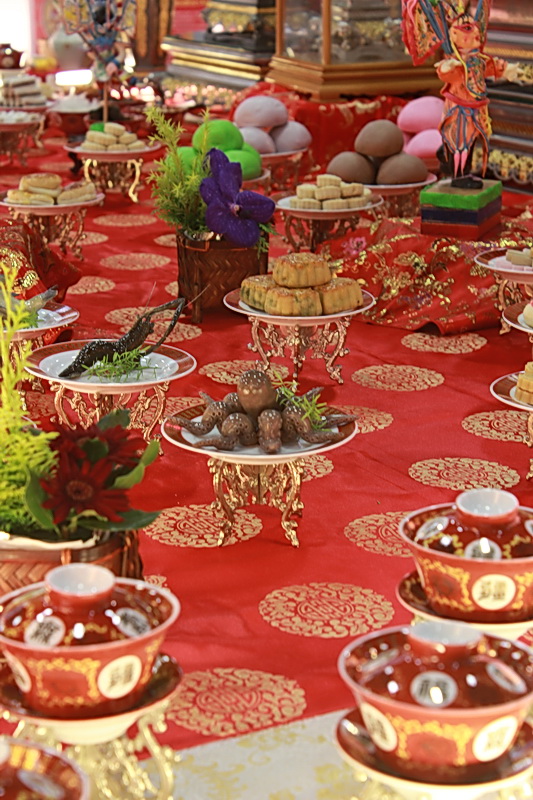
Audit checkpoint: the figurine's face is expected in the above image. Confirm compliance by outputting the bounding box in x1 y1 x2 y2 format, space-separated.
450 16 482 51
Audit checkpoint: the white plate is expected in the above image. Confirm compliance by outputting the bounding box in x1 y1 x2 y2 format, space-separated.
25 340 196 395
161 411 357 465
518 312 533 330
12 302 79 340
1 193 105 214
66 143 162 160
489 373 533 412
276 193 383 220
364 173 438 196
261 149 306 166
475 249 533 284
223 288 375 325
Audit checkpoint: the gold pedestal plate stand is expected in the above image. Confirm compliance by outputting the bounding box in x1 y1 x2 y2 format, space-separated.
474 248 532 335
224 289 375 384
67 145 162 204
0 119 44 165
261 150 307 193
275 195 383 253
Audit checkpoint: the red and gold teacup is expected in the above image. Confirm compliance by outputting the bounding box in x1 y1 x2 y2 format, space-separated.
0 564 180 718
338 620 533 782
399 489 533 623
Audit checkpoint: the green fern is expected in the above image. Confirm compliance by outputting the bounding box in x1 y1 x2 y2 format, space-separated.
146 106 212 234
0 262 58 534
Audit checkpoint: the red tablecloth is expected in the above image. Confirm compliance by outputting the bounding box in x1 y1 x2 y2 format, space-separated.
1 136 533 752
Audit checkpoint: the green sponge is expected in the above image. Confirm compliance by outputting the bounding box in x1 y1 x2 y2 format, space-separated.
226 146 262 180
192 119 243 153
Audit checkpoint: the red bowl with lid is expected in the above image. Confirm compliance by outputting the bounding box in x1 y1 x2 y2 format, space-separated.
399 488 533 622
338 620 533 782
0 736 89 800
0 563 180 718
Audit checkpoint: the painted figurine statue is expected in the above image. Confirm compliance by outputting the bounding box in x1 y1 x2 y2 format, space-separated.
402 0 523 188
62 0 137 83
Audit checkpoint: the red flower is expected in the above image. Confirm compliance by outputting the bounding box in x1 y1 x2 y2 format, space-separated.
99 424 145 468
40 456 130 524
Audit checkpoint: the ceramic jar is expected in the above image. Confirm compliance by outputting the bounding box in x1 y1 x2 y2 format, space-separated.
0 564 180 718
338 620 533 782
399 489 533 622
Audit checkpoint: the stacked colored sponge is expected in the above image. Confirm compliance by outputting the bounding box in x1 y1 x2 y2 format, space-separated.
420 179 502 240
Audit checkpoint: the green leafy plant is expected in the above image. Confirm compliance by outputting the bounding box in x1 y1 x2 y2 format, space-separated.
271 371 329 430
146 106 211 235
0 262 160 542
83 347 158 382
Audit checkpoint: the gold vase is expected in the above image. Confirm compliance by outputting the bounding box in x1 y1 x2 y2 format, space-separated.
176 232 268 324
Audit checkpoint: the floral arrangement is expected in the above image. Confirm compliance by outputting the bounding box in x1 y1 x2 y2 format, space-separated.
0 262 159 542
146 107 275 248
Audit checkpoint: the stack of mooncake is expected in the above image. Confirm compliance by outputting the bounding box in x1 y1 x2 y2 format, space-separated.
290 174 373 211
79 122 145 152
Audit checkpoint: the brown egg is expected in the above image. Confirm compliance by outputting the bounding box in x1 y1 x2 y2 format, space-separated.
377 152 429 185
326 151 376 184
355 120 404 158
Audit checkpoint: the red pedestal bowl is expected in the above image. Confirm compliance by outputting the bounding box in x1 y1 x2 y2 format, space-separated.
0 564 180 718
338 620 533 783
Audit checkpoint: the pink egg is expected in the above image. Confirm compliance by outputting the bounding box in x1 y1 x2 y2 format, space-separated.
404 129 442 160
397 96 445 133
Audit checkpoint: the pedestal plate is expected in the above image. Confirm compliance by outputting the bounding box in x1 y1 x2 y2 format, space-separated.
2 196 105 260
364 174 437 218
224 288 375 383
66 145 162 203
275 194 383 252
24 340 196 441
474 249 533 334
161 409 357 546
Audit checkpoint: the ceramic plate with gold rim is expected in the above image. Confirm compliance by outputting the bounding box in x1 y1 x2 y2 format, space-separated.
223 288 375 325
0 193 105 215
25 340 197 394
0 654 182 745
276 193 383 221
396 571 533 640
475 248 533 284
363 173 438 196
501 301 532 334
0 737 90 800
336 708 533 800
11 302 79 341
261 149 306 166
66 143 162 161
162 403 358 465
490 373 533 412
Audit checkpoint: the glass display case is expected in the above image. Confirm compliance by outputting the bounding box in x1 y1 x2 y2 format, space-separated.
267 0 439 99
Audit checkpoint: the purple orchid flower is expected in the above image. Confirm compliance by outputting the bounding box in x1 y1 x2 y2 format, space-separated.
199 149 275 248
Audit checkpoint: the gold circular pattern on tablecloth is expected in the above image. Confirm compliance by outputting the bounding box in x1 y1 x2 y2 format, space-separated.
343 512 411 558
155 234 177 248
258 582 394 638
100 253 171 271
105 307 201 342
409 457 520 490
301 454 334 482
401 332 487 354
336 404 393 434
82 231 108 246
93 213 157 227
164 396 204 417
68 276 115 295
145 504 262 548
166 667 307 737
165 281 178 297
462 410 528 443
199 360 289 385
351 364 444 391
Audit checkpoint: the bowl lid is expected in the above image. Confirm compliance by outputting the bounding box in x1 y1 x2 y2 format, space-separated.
401 489 533 560
340 620 533 711
0 564 178 649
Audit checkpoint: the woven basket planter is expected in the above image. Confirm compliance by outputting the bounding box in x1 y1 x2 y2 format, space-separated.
177 232 268 324
0 530 143 594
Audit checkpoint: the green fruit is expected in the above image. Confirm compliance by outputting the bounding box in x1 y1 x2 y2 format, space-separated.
226 147 262 180
176 146 198 174
192 119 243 153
